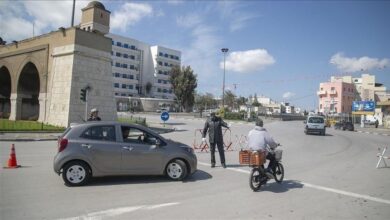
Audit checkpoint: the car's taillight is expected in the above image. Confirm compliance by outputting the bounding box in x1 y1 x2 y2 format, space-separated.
58 138 68 152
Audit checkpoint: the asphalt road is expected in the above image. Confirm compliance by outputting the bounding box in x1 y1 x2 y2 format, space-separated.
1 115 389 220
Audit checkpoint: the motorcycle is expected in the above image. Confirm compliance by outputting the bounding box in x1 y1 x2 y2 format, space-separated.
249 145 284 191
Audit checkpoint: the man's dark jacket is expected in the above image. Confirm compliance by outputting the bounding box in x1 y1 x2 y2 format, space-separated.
202 116 228 143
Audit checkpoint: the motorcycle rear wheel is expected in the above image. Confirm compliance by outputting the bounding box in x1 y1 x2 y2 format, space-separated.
249 168 265 191
274 163 284 183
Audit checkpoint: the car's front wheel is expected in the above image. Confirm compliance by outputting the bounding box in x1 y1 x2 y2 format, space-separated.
166 159 187 181
62 161 91 186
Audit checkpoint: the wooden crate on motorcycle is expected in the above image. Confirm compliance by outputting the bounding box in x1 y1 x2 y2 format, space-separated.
250 151 266 166
239 150 266 165
239 150 251 164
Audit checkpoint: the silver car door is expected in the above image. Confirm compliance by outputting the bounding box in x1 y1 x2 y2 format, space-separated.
79 125 121 173
120 126 164 174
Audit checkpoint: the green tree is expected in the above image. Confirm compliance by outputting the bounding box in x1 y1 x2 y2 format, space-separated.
224 90 236 110
252 93 261 107
170 65 198 112
236 96 247 106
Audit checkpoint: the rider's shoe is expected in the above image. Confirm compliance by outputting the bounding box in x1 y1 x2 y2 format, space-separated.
211 164 215 168
222 163 227 168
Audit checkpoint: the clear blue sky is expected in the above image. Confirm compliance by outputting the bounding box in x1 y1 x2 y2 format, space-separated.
1 0 389 110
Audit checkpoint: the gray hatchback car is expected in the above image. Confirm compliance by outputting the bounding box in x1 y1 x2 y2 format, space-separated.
54 122 197 186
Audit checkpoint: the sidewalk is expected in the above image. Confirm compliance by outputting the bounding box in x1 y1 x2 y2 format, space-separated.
354 126 390 136
0 132 62 141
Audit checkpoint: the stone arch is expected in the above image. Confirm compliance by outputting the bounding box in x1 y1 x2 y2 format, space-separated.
14 56 46 94
17 62 40 120
0 66 12 118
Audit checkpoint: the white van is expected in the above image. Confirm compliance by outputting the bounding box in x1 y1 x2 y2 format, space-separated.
304 115 326 135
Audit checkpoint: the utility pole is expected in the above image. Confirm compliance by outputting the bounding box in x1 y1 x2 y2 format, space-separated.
221 48 229 108
71 0 76 27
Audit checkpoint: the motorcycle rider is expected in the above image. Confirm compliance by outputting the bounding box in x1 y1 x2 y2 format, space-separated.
247 118 278 177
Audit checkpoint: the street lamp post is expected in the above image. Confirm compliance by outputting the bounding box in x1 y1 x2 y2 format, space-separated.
221 48 229 108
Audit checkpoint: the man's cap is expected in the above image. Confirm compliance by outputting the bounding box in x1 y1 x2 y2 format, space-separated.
91 108 98 112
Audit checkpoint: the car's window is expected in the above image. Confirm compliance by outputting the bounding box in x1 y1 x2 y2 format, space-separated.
308 117 324 123
81 126 116 141
121 126 158 145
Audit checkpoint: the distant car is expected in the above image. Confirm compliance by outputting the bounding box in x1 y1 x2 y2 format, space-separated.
334 121 354 131
54 122 197 186
304 115 326 135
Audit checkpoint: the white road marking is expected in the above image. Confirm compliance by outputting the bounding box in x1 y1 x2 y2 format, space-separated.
198 162 390 205
58 202 179 220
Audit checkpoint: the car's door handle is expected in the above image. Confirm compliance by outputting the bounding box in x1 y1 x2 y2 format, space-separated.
81 144 92 149
122 146 134 151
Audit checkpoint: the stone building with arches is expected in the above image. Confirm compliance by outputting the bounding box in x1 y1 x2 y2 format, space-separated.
0 1 117 127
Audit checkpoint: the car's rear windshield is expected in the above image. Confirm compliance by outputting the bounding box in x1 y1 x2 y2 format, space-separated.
308 117 324 123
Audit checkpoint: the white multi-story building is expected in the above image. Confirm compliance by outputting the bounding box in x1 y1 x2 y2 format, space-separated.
107 34 181 102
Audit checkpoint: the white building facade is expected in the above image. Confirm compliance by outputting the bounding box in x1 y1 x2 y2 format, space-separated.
107 34 181 111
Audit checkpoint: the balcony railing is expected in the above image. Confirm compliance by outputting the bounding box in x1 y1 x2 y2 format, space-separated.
329 90 337 95
317 90 326 96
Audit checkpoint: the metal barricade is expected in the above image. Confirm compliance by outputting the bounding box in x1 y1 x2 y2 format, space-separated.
192 129 209 152
233 134 248 151
222 128 233 151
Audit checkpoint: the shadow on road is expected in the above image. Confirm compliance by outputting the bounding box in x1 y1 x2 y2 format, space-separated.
258 180 304 193
226 164 248 168
183 170 212 183
88 170 212 186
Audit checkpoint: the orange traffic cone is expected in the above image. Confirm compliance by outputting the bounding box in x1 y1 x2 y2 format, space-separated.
5 144 21 168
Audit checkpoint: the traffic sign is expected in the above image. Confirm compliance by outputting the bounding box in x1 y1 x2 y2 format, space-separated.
161 111 169 121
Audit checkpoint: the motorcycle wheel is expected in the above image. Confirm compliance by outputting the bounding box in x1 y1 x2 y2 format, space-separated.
274 163 284 183
249 168 264 191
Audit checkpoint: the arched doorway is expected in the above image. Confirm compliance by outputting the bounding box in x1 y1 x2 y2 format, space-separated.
17 62 40 120
0 66 11 119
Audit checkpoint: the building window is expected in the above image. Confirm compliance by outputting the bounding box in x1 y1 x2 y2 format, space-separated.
122 64 128 69
129 75 134 79
111 51 113 55
159 52 163 56
115 93 119 96
116 42 122 47
122 74 127 78
158 61 163 66
157 88 161 92
129 65 134 70
112 41 115 45
164 62 168 66
158 79 162 83
130 45 136 50
115 72 120 77
136 75 139 80
115 63 121 67
122 84 127 89
114 83 119 88
129 85 133 90
116 52 121 57
130 55 135 60
123 54 129 58
163 89 167 93
121 93 126 97
331 87 335 91
124 44 129 48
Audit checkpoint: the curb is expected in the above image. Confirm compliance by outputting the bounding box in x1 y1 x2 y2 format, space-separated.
354 130 390 136
0 138 58 142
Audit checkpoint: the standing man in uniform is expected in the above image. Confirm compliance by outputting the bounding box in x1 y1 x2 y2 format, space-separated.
88 108 101 121
202 112 230 168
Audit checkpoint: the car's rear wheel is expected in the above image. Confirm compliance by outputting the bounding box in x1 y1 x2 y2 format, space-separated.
166 159 187 181
62 161 91 186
